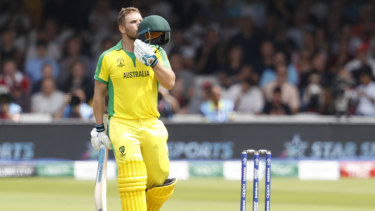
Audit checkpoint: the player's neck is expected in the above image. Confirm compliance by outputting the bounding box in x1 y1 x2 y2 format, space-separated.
122 36 135 52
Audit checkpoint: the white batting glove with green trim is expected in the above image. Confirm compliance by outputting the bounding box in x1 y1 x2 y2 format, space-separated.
90 128 112 151
134 39 159 67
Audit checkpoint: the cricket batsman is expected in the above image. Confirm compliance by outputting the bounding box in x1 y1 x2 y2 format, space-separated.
90 7 177 211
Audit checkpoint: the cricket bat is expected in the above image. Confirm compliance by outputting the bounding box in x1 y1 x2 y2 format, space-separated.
95 144 108 211
95 114 108 211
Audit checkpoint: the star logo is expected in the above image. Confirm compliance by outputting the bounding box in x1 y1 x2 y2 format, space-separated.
283 134 309 158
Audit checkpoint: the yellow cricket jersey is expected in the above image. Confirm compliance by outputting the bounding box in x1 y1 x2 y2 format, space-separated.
94 40 171 120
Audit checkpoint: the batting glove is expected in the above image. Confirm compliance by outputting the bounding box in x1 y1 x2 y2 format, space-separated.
90 124 112 151
134 39 159 67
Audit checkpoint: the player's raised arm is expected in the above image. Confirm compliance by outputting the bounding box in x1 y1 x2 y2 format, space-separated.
134 39 175 89
152 59 175 90
134 15 175 89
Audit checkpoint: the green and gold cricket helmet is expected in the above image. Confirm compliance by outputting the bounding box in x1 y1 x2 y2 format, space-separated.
138 15 171 46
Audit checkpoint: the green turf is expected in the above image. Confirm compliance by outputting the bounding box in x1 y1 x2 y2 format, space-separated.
0 177 374 211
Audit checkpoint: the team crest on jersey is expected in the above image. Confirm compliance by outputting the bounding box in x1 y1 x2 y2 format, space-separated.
119 146 126 157
117 57 125 67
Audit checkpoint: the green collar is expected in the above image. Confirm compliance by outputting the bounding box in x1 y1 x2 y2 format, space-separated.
114 40 123 50
115 40 135 54
114 40 136 66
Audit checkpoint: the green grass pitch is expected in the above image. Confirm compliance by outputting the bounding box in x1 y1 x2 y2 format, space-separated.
0 177 374 211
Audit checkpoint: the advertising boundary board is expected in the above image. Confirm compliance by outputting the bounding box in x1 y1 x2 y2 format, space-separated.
2 160 363 180
0 121 375 160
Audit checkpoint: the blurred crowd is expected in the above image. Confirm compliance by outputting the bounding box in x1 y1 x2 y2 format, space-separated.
1 0 375 122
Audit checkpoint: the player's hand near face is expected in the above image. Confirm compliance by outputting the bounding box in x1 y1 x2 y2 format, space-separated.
134 39 175 89
134 39 159 67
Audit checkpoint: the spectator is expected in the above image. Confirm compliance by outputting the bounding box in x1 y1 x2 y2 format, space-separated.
88 0 117 54
90 37 117 82
345 44 375 81
229 15 262 69
59 34 91 83
31 78 64 117
0 30 18 66
200 84 234 122
351 4 375 46
325 5 343 54
259 40 275 74
339 24 358 55
187 78 220 114
259 50 298 87
352 66 375 116
367 37 375 61
315 27 329 54
205 0 227 24
170 0 200 28
42 0 87 30
327 39 354 75
25 40 59 82
25 19 62 63
12 83 31 113
294 48 313 84
0 0 31 64
267 0 293 24
149 0 173 20
309 1 329 24
299 53 329 92
237 65 259 86
31 63 54 94
263 64 300 114
158 86 180 119
302 30 317 56
273 25 295 56
60 60 93 102
195 27 221 75
168 29 196 69
169 52 194 113
286 11 313 49
262 14 280 41
0 59 31 111
240 0 267 29
302 72 325 113
226 78 264 114
0 85 21 122
218 45 244 88
55 88 93 120
331 68 355 116
0 59 30 93
262 86 291 115
0 1 31 32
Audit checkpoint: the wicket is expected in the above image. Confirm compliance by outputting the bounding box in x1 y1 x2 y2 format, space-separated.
240 149 271 211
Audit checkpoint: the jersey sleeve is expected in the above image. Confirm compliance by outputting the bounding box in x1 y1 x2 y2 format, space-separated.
94 52 110 84
154 46 171 68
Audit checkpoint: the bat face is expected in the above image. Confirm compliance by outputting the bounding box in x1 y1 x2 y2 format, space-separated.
95 145 108 211
96 147 107 183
